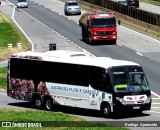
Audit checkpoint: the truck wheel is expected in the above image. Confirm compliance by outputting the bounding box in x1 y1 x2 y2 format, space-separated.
101 104 111 118
33 96 42 109
82 32 85 41
88 35 92 44
44 98 53 111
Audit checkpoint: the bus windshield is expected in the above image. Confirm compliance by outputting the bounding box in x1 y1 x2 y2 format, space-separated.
92 18 116 27
111 66 150 93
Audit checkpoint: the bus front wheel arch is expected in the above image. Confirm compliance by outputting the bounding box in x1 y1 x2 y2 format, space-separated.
100 102 111 118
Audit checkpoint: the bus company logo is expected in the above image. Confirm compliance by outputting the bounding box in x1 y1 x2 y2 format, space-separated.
2 122 11 127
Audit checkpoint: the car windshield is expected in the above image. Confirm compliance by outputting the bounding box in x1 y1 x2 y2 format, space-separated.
68 2 78 6
111 66 150 93
92 18 116 27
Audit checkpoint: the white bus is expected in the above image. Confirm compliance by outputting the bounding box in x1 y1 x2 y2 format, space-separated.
7 50 151 117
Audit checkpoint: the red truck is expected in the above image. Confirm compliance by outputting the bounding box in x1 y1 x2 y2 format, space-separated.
79 13 117 44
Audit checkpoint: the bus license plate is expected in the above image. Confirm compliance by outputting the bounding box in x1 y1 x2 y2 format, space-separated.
133 106 140 109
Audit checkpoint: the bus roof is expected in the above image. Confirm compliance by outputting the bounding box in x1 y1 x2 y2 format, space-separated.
10 50 139 68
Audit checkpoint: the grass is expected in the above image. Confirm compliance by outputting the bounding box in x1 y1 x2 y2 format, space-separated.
0 12 28 60
0 67 7 89
140 0 160 6
0 109 129 130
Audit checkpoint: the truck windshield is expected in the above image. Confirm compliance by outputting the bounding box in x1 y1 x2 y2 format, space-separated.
110 66 150 93
92 18 116 27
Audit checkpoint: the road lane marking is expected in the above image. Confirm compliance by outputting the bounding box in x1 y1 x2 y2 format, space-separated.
5 0 160 109
148 111 160 114
117 43 122 46
136 52 143 56
0 93 7 95
7 0 34 51
120 25 160 43
152 91 160 98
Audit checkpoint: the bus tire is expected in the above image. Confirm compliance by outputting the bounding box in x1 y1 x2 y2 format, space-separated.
33 96 42 109
101 103 111 118
44 98 53 111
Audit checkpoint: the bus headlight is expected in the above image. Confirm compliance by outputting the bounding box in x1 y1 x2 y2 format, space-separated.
145 96 151 103
116 97 126 104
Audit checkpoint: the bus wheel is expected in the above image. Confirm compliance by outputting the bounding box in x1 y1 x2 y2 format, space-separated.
44 98 53 111
33 96 42 109
101 104 111 118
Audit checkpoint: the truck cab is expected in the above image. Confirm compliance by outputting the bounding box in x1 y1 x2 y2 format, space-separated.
79 13 117 44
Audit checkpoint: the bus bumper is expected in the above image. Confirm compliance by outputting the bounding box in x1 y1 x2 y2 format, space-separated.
113 102 151 112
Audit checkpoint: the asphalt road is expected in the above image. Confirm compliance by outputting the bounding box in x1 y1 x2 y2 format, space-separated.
11 0 160 95
0 0 160 129
2 0 160 94
139 1 160 15
0 90 160 130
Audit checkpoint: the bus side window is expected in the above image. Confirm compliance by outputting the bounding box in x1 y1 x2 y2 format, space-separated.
90 68 112 92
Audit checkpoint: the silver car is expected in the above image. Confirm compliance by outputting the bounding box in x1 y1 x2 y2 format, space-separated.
64 1 81 15
17 0 28 8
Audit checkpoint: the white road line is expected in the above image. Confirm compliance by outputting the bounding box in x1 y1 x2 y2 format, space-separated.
5 0 160 101
7 1 34 51
117 43 122 46
136 52 143 56
5 0 96 59
151 91 160 98
120 25 160 43
148 111 160 113
0 93 7 95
